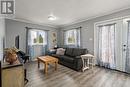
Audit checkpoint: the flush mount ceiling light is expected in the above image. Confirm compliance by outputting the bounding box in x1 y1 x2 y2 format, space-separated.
48 14 57 21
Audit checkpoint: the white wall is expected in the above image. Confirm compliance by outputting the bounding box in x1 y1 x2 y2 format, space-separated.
5 19 58 52
0 18 5 60
60 8 130 54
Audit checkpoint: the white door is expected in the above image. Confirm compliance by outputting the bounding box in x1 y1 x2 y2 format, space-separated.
94 18 129 72
95 20 123 70
123 18 130 73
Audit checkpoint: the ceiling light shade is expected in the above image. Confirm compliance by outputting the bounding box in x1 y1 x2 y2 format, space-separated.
48 14 57 21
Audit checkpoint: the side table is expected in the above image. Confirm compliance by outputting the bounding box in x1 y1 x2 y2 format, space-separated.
81 54 95 72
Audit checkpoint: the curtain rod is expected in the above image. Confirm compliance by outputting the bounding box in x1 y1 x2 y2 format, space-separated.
25 27 50 31
63 26 82 31
72 26 82 29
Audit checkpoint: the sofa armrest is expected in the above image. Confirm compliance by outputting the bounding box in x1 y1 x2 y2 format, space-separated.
74 56 82 71
75 56 81 59
47 50 56 56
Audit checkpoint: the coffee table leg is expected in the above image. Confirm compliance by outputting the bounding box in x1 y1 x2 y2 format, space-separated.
38 60 40 68
44 63 48 75
55 62 57 71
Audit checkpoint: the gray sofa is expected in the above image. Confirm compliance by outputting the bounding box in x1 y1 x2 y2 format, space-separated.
51 48 88 71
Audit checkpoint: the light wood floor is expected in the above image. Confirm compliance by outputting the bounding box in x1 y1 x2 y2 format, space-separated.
25 62 130 87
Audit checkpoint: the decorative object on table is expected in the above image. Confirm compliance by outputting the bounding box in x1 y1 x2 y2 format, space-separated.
4 47 20 65
81 54 95 72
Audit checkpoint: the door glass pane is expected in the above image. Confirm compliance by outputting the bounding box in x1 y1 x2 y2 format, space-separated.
98 24 115 69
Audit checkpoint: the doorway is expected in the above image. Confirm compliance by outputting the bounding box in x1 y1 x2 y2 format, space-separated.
94 17 130 73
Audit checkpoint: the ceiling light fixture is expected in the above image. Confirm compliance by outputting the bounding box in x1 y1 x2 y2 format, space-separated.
48 14 57 21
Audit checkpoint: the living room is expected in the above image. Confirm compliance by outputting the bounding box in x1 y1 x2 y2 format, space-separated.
0 0 130 87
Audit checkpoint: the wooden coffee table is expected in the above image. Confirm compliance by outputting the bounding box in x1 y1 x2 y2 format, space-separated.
37 56 58 75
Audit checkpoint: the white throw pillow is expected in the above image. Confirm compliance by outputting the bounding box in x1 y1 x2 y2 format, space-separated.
56 48 66 55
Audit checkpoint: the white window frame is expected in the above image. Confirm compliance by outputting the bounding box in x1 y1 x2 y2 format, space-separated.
64 29 80 46
65 29 76 45
30 29 47 46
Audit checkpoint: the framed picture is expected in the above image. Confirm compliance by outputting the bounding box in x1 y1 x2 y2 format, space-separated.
52 32 57 47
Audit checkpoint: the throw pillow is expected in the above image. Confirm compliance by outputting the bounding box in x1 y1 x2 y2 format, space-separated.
56 48 66 55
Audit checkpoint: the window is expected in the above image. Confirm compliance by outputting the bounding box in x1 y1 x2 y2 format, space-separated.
64 29 80 47
30 30 47 45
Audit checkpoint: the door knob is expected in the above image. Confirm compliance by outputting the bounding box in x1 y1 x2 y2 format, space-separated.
123 45 126 47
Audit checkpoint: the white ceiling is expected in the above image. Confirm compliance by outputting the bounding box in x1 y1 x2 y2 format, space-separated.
15 0 130 27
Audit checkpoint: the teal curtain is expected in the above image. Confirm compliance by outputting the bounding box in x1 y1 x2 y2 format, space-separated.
27 29 48 60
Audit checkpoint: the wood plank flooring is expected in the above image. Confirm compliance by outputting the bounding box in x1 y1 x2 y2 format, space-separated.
25 62 130 87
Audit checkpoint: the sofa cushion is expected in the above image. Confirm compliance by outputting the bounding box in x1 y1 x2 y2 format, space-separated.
72 48 86 57
62 56 74 63
65 48 73 56
56 48 66 55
